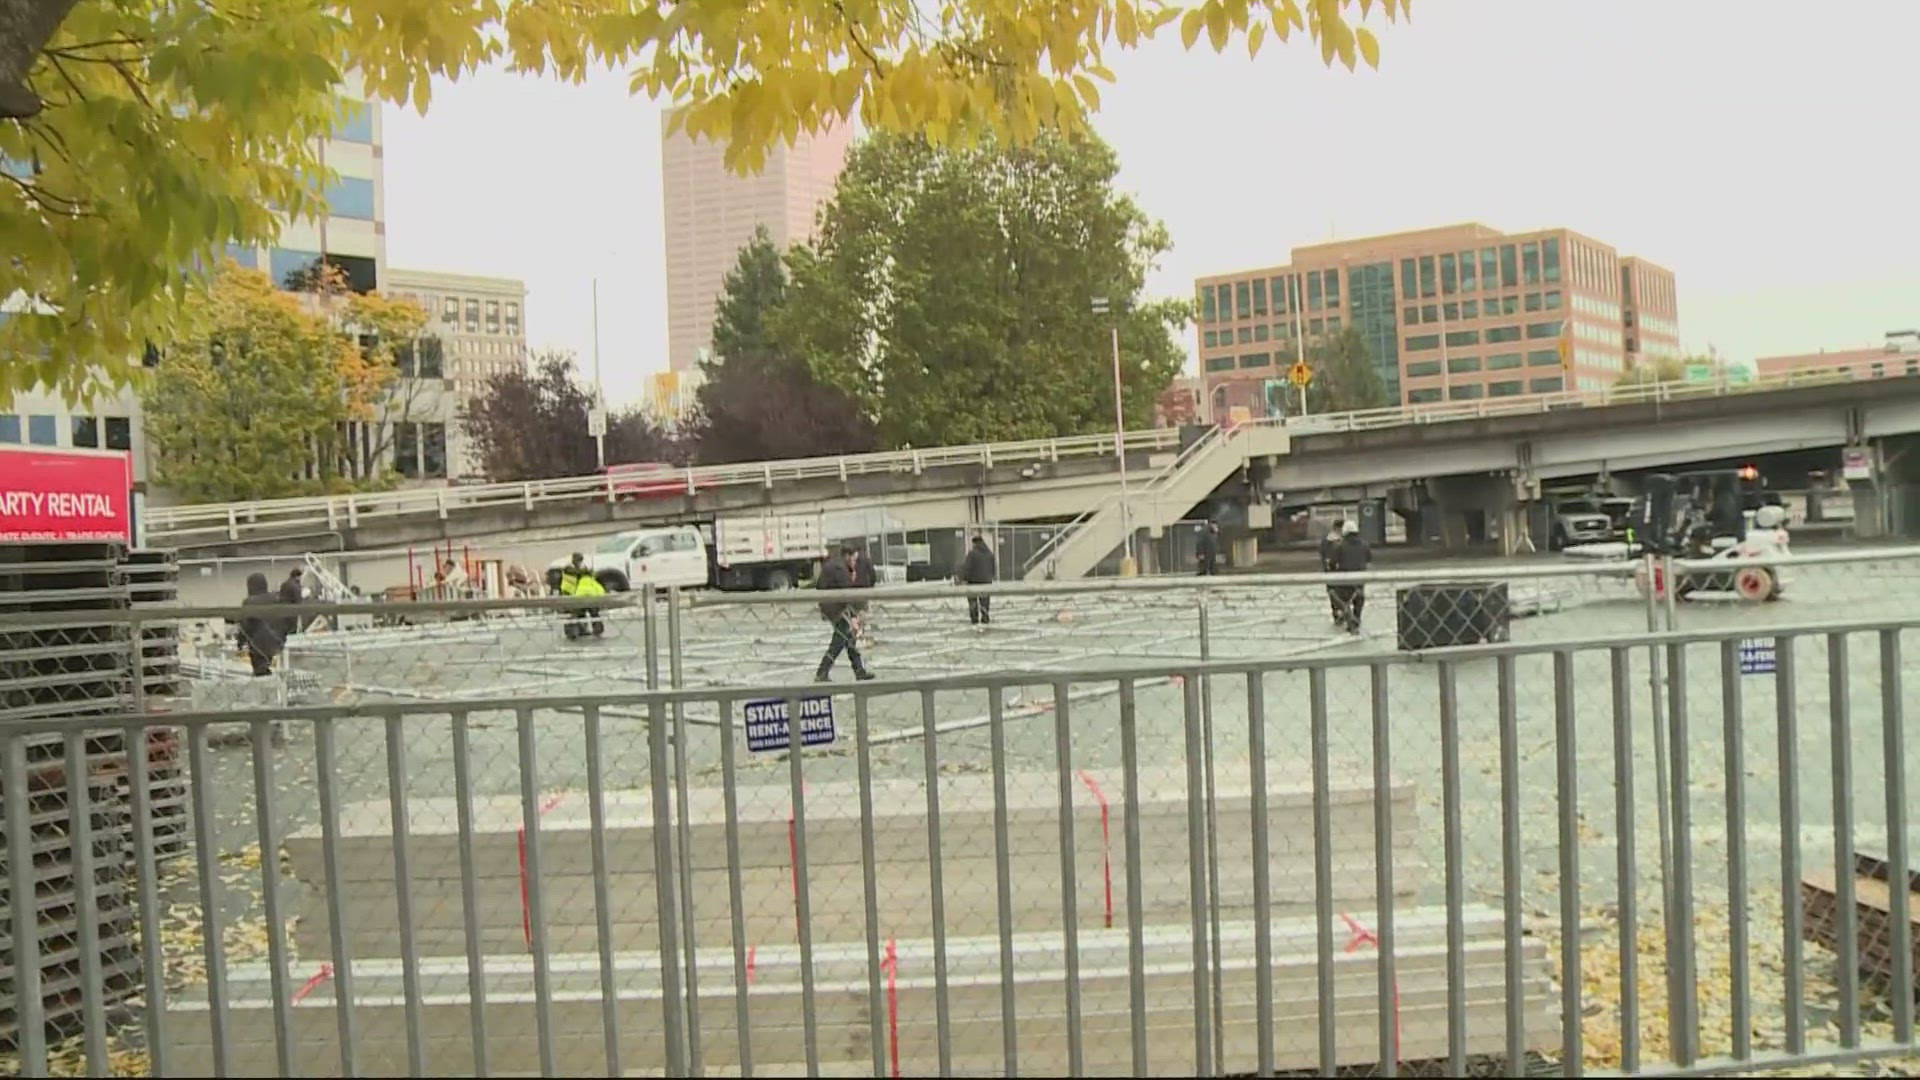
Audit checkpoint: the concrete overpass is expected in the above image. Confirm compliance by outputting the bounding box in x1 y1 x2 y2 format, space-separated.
146 370 1920 581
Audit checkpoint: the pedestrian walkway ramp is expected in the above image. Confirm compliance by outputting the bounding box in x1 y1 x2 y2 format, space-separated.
1024 423 1291 582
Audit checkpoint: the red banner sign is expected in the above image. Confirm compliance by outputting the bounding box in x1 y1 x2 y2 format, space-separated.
0 447 133 543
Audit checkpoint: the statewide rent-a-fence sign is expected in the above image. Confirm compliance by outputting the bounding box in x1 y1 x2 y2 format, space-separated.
743 696 837 753
1739 637 1778 674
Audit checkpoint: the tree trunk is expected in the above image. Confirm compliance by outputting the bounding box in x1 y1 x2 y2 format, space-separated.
0 0 80 119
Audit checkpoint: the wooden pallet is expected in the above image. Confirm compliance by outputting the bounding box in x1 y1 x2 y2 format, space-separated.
1800 868 1920 995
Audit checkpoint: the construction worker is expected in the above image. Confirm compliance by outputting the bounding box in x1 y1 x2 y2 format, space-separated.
558 553 606 640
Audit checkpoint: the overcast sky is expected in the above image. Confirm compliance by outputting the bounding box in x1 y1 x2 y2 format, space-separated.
383 0 1919 408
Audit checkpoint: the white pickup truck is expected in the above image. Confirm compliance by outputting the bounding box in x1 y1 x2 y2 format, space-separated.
549 514 826 593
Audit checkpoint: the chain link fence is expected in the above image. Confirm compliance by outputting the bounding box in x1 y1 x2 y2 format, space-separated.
5 550 1920 1076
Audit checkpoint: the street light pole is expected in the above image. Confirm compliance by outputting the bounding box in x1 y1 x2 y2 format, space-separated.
1093 296 1136 575
591 277 606 471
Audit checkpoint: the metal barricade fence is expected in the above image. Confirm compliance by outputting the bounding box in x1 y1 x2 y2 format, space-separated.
3 553 1920 1076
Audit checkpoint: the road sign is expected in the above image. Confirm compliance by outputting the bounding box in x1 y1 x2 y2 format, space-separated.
743 696 837 753
1738 638 1777 675
586 409 607 437
1843 447 1872 481
1288 362 1313 388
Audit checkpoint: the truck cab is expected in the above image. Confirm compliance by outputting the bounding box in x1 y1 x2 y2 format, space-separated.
549 526 709 592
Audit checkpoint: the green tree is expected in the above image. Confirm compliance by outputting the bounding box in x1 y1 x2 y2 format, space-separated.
1615 354 1690 386
692 226 878 464
2 0 1404 402
782 131 1189 448
141 264 386 502
1303 326 1389 413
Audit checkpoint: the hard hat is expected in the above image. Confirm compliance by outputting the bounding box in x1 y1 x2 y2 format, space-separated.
1754 505 1787 528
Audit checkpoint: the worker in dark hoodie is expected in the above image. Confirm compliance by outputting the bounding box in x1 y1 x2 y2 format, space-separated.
958 534 997 627
237 572 287 676
815 544 876 682
278 567 306 636
1319 519 1347 626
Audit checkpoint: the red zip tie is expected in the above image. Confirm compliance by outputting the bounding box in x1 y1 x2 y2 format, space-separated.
881 936 900 1078
519 792 568 949
290 962 333 1004
1076 770 1114 928
1340 912 1402 1061
746 944 757 985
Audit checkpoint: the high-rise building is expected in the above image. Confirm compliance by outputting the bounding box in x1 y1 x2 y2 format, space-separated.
384 268 529 480
661 116 852 374
1194 223 1679 421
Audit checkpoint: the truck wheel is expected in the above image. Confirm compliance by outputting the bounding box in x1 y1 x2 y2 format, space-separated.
597 570 630 593
761 568 793 591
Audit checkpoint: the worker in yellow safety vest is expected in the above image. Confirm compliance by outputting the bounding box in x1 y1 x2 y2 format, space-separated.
558 553 606 640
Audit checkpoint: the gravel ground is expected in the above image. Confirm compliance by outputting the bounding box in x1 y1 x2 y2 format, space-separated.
67 551 1920 1075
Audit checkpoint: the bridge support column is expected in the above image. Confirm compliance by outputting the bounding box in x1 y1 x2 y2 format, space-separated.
1425 475 1519 551
1853 433 1920 539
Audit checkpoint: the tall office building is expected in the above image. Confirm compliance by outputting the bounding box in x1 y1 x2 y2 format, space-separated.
1194 223 1679 421
661 116 853 374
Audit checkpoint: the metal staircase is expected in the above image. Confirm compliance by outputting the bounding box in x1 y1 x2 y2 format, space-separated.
1024 423 1284 581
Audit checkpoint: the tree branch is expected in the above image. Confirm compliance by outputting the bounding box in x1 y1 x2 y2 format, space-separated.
0 0 82 119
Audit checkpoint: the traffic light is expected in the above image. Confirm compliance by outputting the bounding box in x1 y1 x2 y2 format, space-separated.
1738 464 1759 481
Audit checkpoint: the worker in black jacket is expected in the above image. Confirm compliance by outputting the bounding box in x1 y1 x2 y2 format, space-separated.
1329 524 1373 633
237 572 287 676
1196 520 1221 575
959 535 997 626
1319 520 1347 626
815 545 876 682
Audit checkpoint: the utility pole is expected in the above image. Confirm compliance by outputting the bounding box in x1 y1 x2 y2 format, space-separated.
1092 296 1136 575
591 277 606 471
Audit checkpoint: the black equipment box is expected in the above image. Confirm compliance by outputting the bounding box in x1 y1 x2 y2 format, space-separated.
1395 582 1512 650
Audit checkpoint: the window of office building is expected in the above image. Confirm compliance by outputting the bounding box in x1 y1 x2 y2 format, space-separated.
442 297 459 324
1525 293 1542 312
1526 321 1565 340
27 414 55 445
1443 302 1459 322
1203 331 1218 348
1459 252 1476 292
485 300 501 332
1487 352 1524 370
1270 276 1289 316
1403 306 1420 325
1528 349 1561 367
0 414 18 443
71 415 99 448
422 423 447 478
1544 290 1562 310
1449 383 1484 400
1238 326 1253 344
1501 295 1520 315
1447 355 1481 374
1254 324 1269 342
1309 318 1323 335
1327 316 1342 332
1405 360 1442 377
1481 248 1498 289
1530 376 1565 393
1205 356 1235 372
1499 245 1518 288
1218 283 1234 321
1401 259 1417 298
1543 237 1562 284
395 421 419 476
1445 329 1479 348
1323 269 1340 307
1240 353 1270 369
1440 253 1457 295
105 416 131 451
1405 333 1440 352
332 99 375 143
1236 281 1251 318
465 298 480 330
1418 256 1435 298
1488 379 1525 397
1486 326 1522 344
1345 261 1401 402
1421 305 1437 323
324 176 376 220
1522 242 1540 286
1251 278 1268 316
1307 274 1322 311
1461 300 1479 319
1201 288 1217 322
1407 387 1443 404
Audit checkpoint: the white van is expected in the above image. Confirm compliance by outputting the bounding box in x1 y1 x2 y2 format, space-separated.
548 526 708 592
